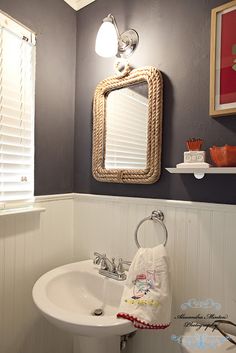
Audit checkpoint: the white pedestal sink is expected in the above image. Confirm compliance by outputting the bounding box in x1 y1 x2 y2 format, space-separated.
32 260 136 353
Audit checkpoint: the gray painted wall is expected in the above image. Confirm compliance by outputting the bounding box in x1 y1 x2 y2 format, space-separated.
1 0 235 204
0 0 76 195
75 0 236 204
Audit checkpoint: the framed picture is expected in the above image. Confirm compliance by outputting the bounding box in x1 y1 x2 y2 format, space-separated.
210 0 236 117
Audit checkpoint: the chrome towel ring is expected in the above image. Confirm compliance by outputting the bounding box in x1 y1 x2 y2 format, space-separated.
135 210 168 248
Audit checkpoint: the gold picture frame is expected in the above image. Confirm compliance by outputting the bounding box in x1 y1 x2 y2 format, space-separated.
210 0 236 117
92 66 163 184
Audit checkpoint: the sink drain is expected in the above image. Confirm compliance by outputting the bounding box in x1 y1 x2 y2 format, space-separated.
92 308 104 316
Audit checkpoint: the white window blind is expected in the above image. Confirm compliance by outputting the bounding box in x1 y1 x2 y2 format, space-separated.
0 12 35 205
105 87 148 170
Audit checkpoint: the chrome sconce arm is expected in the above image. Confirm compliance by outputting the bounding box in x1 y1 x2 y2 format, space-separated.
106 14 139 58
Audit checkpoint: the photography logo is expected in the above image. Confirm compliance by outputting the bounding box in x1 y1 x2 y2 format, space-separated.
181 298 221 311
171 298 229 350
171 333 227 350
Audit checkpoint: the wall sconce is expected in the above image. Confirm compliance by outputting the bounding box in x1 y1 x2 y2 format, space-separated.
95 14 139 58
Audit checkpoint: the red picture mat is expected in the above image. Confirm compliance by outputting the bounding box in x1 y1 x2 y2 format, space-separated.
220 8 236 104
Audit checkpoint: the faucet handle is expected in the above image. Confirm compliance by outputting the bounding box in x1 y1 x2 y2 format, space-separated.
121 260 132 266
94 251 106 258
111 257 117 273
93 252 106 265
100 257 108 270
117 258 124 274
117 258 132 274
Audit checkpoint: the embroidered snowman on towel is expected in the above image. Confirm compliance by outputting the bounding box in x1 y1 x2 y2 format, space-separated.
132 270 157 300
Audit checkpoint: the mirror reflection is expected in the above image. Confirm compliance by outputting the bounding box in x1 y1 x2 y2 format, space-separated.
105 82 148 170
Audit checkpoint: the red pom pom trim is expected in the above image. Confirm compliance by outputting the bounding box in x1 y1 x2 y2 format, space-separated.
117 312 170 330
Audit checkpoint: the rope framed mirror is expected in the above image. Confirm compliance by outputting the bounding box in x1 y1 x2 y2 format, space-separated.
92 66 163 184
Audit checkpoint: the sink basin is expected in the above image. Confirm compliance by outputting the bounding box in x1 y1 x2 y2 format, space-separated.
32 260 135 338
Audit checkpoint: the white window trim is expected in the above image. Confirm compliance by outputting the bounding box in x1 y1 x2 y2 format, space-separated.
0 11 36 208
0 205 45 216
0 10 36 44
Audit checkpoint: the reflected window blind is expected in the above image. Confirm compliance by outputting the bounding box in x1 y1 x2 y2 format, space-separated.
0 13 35 204
105 88 148 169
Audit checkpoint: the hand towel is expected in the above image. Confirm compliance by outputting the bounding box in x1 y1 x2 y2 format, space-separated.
117 245 171 329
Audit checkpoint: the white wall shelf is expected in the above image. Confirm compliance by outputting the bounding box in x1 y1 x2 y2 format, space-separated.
166 167 236 179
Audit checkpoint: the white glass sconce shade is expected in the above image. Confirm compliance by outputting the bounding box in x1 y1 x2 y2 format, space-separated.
95 21 118 58
95 14 139 58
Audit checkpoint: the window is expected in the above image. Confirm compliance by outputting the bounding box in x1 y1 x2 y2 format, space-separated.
0 11 35 208
105 86 148 170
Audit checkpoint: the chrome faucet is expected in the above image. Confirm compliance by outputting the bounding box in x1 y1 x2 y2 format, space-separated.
93 252 131 281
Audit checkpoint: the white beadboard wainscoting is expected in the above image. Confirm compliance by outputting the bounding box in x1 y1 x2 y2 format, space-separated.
0 194 74 353
1 192 236 353
74 194 236 353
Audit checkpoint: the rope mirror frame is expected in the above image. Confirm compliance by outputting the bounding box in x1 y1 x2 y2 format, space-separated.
92 66 163 184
